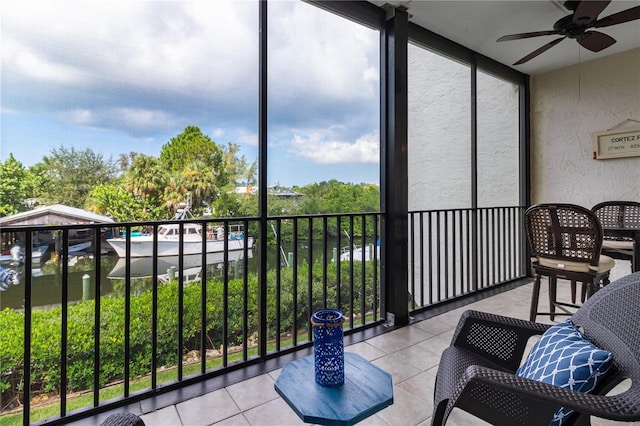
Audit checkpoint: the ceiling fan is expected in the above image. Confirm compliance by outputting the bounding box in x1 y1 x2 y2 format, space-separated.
497 0 640 65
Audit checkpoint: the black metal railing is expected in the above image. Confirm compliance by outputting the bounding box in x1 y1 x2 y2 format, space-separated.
0 212 384 425
0 207 525 424
408 206 527 312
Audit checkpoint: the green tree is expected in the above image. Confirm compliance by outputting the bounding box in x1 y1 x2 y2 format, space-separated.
221 142 256 187
158 126 230 213
24 162 51 202
183 159 217 210
296 180 380 214
160 126 225 176
87 180 168 222
125 153 166 215
36 147 117 208
163 169 189 214
0 154 29 216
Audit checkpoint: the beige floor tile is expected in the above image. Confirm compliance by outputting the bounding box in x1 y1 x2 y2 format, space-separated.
175 389 240 426
375 384 431 426
140 406 182 426
242 398 306 426
345 341 388 361
371 353 423 384
366 325 433 353
226 374 279 412
392 343 442 372
211 413 251 426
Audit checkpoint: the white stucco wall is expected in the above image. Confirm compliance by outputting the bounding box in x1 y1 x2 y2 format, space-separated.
530 48 640 206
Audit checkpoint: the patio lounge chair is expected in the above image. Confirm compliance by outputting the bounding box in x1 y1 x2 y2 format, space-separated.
431 271 640 426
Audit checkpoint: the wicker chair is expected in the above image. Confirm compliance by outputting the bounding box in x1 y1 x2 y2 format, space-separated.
431 271 640 426
525 203 614 321
592 201 640 272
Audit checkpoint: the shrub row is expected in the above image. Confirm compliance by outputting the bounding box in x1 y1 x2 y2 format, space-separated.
0 261 378 409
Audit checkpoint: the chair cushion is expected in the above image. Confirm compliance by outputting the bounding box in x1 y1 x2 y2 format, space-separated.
536 255 615 273
602 240 634 250
516 319 613 426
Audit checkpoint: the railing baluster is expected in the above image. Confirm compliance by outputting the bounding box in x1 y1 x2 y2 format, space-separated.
177 223 184 378
348 215 354 328
372 215 379 321
222 221 229 367
275 219 282 352
23 231 32 426
307 217 313 341
152 223 159 389
93 228 102 407
201 220 207 372
242 218 250 361
124 226 131 396
336 216 341 312
322 216 328 308
61 229 69 416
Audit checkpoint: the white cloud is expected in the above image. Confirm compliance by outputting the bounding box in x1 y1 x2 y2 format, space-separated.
268 1 379 102
289 131 379 164
63 108 177 132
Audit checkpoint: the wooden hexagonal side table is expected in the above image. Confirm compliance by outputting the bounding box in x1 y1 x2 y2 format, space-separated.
274 352 394 425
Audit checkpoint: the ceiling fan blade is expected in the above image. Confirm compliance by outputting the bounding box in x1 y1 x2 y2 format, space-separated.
578 31 616 52
595 5 640 28
497 30 559 42
513 37 565 65
573 1 611 24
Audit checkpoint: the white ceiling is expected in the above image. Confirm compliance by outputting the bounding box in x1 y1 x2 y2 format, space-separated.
369 0 640 75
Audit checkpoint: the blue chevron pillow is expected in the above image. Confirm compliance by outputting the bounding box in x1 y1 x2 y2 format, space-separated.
516 319 613 426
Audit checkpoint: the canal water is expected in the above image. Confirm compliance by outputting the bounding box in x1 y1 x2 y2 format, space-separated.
0 238 350 310
0 250 257 310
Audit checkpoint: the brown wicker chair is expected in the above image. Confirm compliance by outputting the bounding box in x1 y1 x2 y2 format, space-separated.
431 271 640 426
592 201 640 273
525 203 614 321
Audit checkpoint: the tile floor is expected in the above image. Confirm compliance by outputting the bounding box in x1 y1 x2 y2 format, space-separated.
77 262 635 426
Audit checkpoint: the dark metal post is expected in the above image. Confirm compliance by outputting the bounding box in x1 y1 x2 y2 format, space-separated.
381 5 409 327
258 0 269 357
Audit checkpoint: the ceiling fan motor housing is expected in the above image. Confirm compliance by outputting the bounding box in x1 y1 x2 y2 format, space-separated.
554 14 591 38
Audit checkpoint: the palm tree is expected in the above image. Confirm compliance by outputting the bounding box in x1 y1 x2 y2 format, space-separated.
183 160 218 208
163 171 188 214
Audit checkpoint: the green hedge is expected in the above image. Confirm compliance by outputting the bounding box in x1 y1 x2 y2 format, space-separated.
0 261 378 408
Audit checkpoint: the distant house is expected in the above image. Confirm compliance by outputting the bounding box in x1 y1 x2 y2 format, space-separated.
267 185 302 198
232 185 302 199
0 204 114 227
0 205 116 256
233 185 255 196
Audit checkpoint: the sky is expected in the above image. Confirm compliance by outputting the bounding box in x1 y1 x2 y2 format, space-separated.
0 0 381 188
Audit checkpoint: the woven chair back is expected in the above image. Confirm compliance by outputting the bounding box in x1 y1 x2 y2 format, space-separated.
592 201 640 242
525 203 603 267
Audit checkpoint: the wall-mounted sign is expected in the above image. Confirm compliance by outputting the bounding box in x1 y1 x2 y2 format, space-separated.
593 126 640 160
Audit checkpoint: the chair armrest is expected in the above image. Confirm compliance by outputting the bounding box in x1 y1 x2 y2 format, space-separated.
456 365 640 422
450 310 551 371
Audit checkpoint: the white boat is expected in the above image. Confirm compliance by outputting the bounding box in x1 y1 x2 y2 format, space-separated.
106 199 253 258
7 243 50 265
68 241 92 253
0 253 14 265
339 242 380 262
107 250 252 281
